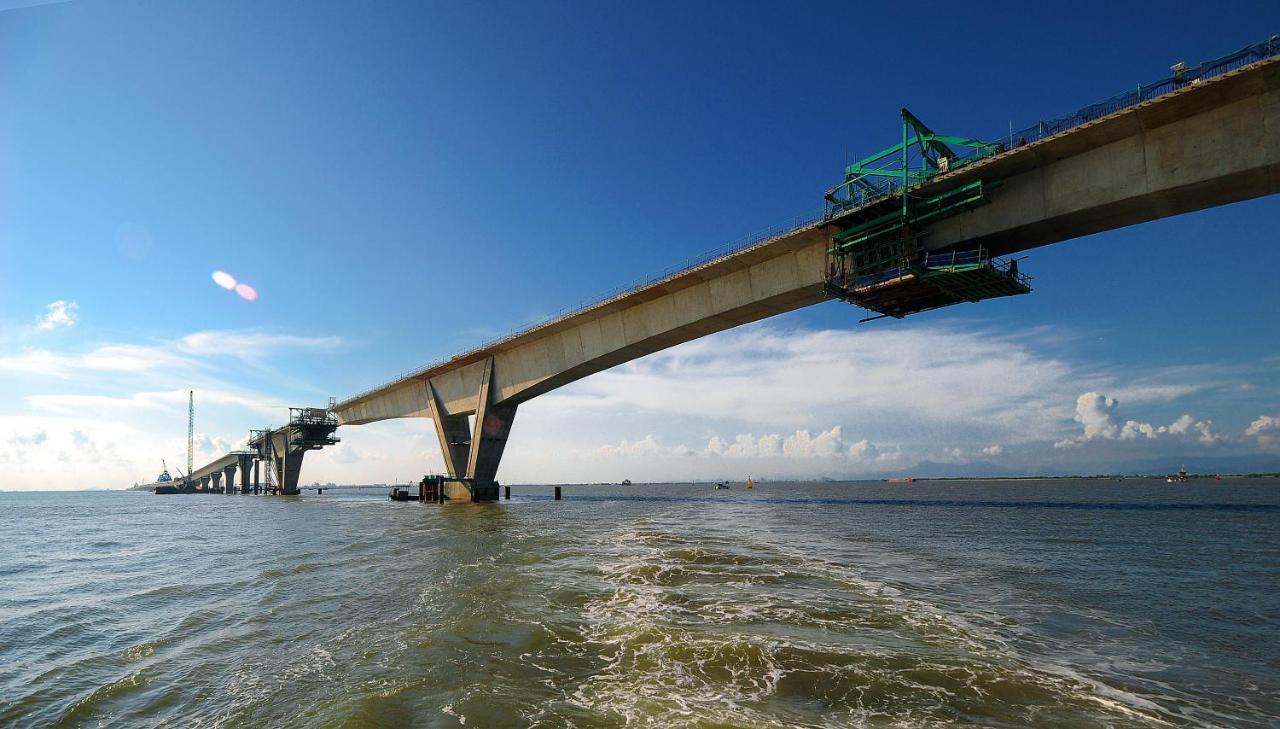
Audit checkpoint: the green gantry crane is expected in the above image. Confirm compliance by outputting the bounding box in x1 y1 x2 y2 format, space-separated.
823 108 1031 321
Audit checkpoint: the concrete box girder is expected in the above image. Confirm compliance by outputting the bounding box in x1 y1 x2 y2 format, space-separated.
333 56 1280 449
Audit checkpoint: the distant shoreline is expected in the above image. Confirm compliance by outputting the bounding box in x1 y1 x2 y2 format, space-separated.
14 472 1280 494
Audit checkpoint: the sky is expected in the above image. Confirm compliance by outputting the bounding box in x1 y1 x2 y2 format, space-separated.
1 1 1279 489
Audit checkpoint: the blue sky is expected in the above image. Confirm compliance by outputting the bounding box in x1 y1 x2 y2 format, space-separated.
2 1 1278 488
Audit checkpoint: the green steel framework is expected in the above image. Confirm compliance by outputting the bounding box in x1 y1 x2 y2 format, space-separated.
823 108 1031 320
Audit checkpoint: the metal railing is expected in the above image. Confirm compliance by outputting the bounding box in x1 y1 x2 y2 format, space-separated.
1008 35 1279 148
852 248 1030 291
337 34 1278 408
924 249 984 269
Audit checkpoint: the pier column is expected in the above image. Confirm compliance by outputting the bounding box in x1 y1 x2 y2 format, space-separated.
210 472 222 491
426 356 515 502
223 464 237 494
274 451 306 495
237 454 253 494
200 475 210 490
468 356 517 490
426 380 470 478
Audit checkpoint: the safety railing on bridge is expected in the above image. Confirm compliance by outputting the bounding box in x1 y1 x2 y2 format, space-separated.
1008 35 1279 147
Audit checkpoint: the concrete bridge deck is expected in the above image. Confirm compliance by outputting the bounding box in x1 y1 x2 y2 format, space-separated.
191 45 1280 501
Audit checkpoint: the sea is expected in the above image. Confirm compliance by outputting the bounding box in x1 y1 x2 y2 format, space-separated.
1 480 1277 728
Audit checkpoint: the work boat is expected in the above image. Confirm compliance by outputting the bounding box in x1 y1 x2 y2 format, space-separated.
713 481 731 490
146 460 188 494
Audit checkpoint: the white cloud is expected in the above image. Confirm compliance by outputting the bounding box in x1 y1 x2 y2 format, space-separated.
1056 391 1219 448
0 416 163 487
1244 415 1279 448
1166 414 1219 445
847 438 880 462
1107 384 1204 403
529 324 1083 444
499 324 1269 482
782 426 846 458
0 323 347 488
0 344 191 379
36 300 78 331
704 433 778 458
600 434 690 458
0 331 341 380
1076 393 1120 439
519 424 904 483
178 330 344 358
1244 416 1278 436
25 388 280 419
8 428 48 446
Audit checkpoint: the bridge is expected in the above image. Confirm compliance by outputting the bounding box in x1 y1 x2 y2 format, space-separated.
184 37 1279 501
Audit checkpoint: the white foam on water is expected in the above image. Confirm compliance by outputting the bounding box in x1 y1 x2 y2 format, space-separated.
557 522 1194 728
769 541 1189 726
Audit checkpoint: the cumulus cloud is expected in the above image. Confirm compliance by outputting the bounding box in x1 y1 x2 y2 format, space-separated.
36 300 78 331
982 444 1003 456
704 433 781 458
0 416 154 481
194 433 232 456
1245 415 1280 448
8 429 48 446
847 438 881 462
782 426 846 458
600 434 692 458
599 429 890 463
586 426 900 481
1056 392 1219 448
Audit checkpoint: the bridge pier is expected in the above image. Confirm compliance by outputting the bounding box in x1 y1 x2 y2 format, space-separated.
223 464 237 494
237 453 253 494
210 471 222 492
239 411 338 497
274 450 305 495
426 356 514 502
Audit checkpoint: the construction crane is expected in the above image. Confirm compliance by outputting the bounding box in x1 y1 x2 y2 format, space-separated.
187 390 194 488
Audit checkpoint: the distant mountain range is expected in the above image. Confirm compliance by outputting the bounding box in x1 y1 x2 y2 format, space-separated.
879 454 1280 480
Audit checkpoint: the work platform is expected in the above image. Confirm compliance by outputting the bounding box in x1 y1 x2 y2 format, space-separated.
821 109 1033 320
825 249 1031 320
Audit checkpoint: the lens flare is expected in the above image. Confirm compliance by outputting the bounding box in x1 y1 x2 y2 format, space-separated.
212 271 237 289
235 283 258 301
